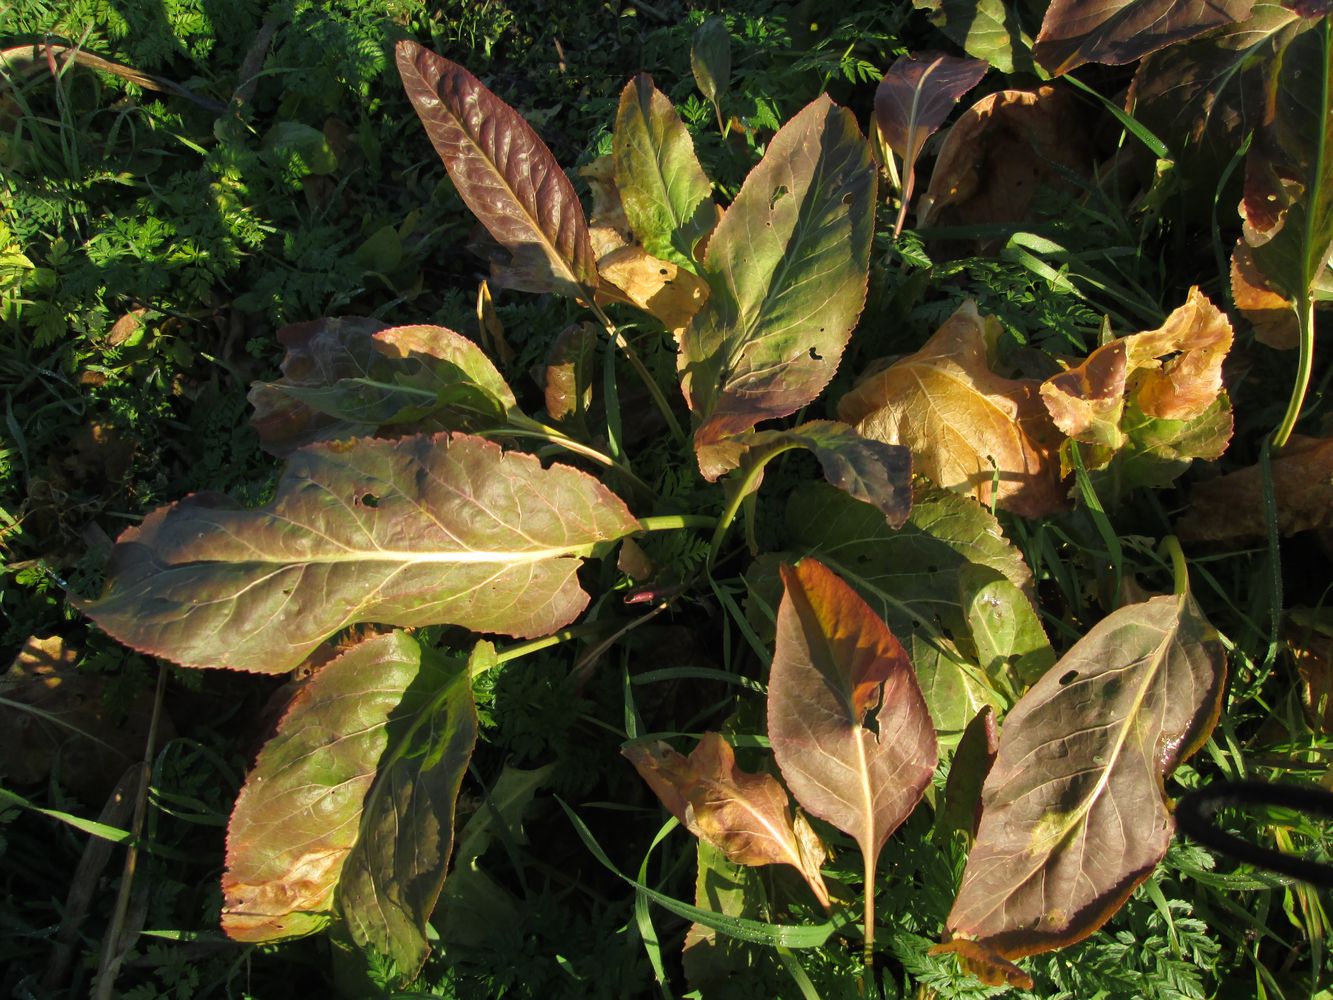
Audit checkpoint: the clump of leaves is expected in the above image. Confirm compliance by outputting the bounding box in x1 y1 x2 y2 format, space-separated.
61 1 1333 994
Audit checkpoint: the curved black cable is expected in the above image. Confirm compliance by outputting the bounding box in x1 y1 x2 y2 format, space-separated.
1175 779 1333 889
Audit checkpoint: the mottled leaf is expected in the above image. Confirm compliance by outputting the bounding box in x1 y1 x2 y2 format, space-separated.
691 17 731 109
221 632 475 960
787 482 1032 730
1179 434 1333 543
912 0 1037 74
934 706 998 846
1034 0 1255 75
840 300 1066 517
732 421 913 528
919 87 1093 230
770 558 937 949
623 732 831 908
396 41 595 298
679 95 877 480
80 433 639 673
876 53 988 232
339 641 480 977
1040 287 1234 473
1232 239 1299 348
613 74 715 270
942 593 1225 966
249 320 519 457
543 322 599 425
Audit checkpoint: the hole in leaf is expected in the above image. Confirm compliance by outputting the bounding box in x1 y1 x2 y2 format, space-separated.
1059 670 1078 686
659 268 668 276
842 192 853 205
809 347 822 361
358 493 380 508
770 186 789 209
926 564 938 574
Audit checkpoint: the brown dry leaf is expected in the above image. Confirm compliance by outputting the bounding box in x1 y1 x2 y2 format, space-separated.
107 308 149 347
931 939 1034 990
594 245 709 336
476 280 513 365
578 154 632 259
1179 435 1333 543
1231 240 1298 349
839 301 1065 517
919 86 1092 230
1290 629 1333 733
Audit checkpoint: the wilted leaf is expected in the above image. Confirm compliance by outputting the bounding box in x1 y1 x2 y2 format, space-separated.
1040 287 1234 473
933 706 998 846
875 53 988 234
80 433 639 673
596 245 710 335
1102 396 1234 493
543 322 599 425
396 42 595 298
942 593 1225 966
613 74 715 270
911 0 1037 74
770 559 937 948
1241 20 1333 315
1128 4 1302 193
840 300 1065 517
1033 0 1254 76
623 732 831 908
339 641 480 978
1232 240 1298 348
787 482 1033 731
579 155 633 260
679 95 877 480
476 279 513 365
732 421 912 528
691 17 731 109
1179 434 1333 543
222 632 476 959
919 87 1092 231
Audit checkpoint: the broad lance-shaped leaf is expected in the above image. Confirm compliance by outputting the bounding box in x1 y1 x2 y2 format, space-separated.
396 42 595 298
613 74 715 271
770 558 937 954
340 642 482 977
79 433 639 673
936 592 1225 984
1033 0 1254 76
249 319 520 457
679 95 877 480
839 300 1066 517
875 52 987 235
221 632 478 973
623 732 831 908
691 16 731 114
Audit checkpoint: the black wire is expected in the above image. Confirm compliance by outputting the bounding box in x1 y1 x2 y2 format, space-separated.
1176 779 1333 889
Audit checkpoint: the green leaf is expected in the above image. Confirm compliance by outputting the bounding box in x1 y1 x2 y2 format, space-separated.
262 121 338 176
959 565 1055 693
340 641 480 980
613 73 715 271
770 558 937 953
396 41 596 298
912 0 1038 74
683 840 769 989
221 631 475 960
943 593 1225 968
249 320 520 457
80 433 640 673
691 17 732 108
679 95 877 479
1033 0 1254 76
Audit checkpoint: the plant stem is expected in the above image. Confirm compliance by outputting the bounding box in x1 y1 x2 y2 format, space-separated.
863 849 876 973
638 513 716 532
490 620 619 669
504 415 656 501
587 300 688 445
1272 297 1316 448
707 442 799 570
1159 535 1188 597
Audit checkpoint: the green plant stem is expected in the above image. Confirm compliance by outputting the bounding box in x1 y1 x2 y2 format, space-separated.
1160 535 1188 597
863 849 876 973
1272 297 1316 448
587 300 687 445
638 514 716 532
707 443 799 570
490 620 619 669
504 415 656 500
